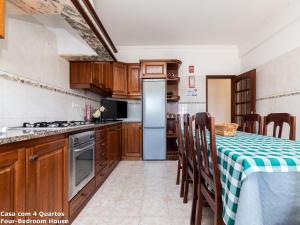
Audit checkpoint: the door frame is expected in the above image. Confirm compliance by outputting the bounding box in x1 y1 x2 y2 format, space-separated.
206 75 235 120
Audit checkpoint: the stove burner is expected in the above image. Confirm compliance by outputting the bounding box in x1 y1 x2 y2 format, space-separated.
22 121 88 128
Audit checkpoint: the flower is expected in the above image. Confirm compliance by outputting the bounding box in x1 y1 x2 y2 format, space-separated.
99 106 106 112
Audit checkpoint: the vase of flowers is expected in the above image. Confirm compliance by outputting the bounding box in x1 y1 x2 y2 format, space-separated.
92 106 107 123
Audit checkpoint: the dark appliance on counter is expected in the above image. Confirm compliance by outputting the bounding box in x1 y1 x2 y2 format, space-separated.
101 99 127 120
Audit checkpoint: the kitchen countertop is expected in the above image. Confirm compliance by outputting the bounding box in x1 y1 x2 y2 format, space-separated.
0 121 122 146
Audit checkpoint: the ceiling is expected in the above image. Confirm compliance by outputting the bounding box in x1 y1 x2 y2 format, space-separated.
93 0 296 46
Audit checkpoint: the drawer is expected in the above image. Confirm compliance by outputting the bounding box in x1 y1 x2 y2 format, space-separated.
96 160 108 174
96 129 106 141
96 166 109 187
69 178 96 217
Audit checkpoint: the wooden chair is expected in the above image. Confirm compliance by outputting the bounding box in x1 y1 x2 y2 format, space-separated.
263 113 296 141
185 114 199 225
194 112 223 225
182 114 198 212
241 113 263 135
175 114 185 198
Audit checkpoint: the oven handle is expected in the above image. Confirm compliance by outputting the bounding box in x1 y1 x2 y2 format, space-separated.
73 143 94 153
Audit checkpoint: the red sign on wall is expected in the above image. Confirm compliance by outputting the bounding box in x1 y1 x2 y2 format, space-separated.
189 65 194 73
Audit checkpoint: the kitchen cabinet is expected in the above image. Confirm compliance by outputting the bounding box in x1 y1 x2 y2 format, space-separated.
69 178 95 222
107 125 122 167
122 122 142 160
141 61 167 78
0 148 26 223
26 138 68 223
112 62 127 98
127 63 142 99
70 61 142 99
0 135 68 224
95 129 108 176
70 61 113 96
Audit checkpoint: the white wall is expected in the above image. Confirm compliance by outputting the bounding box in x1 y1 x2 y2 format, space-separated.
240 1 300 71
116 45 240 115
240 2 300 139
0 4 100 128
207 79 231 123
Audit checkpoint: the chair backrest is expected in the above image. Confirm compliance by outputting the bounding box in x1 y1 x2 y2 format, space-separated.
263 113 296 141
241 113 263 135
183 114 198 170
175 114 184 158
183 114 190 160
194 112 221 205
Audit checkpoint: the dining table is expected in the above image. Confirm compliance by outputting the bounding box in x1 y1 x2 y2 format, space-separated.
214 131 300 225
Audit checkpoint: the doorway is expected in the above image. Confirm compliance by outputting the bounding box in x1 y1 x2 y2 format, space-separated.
206 76 234 123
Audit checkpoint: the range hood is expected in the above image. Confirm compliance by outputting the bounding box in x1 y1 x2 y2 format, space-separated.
8 0 117 61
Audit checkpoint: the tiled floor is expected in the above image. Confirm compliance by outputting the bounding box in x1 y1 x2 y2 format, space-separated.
73 161 213 225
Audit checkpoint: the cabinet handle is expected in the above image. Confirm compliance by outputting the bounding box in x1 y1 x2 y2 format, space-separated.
30 155 39 161
101 143 105 147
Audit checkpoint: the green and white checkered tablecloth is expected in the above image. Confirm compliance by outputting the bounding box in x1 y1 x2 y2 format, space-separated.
216 131 300 225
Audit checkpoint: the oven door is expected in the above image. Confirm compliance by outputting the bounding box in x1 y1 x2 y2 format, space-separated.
69 141 95 200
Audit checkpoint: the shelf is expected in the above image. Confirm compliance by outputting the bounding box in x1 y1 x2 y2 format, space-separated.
167 134 177 138
167 95 180 102
235 100 250 105
236 88 250 93
166 150 178 160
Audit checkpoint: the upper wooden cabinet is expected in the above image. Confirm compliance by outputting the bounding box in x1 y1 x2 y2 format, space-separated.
112 62 127 98
0 148 26 223
26 138 68 222
122 122 142 160
70 61 142 99
70 61 113 96
141 61 167 78
127 63 141 99
0 0 4 39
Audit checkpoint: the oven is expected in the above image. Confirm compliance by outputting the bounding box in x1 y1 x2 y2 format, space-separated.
69 130 95 200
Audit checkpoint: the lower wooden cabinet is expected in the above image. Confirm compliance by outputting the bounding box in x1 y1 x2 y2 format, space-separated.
26 138 68 223
107 125 122 167
0 136 68 225
0 123 126 225
0 148 26 223
69 178 95 220
122 122 142 160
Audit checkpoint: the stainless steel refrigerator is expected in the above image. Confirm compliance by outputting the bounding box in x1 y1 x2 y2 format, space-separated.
143 79 166 160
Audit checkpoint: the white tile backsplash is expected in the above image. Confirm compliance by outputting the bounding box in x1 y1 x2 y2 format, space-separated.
0 10 100 128
256 47 300 140
127 102 142 121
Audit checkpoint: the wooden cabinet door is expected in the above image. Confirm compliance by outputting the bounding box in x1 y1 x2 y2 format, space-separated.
95 129 108 174
122 123 142 159
115 125 122 161
127 64 141 99
232 69 256 128
26 138 68 223
92 62 104 88
112 62 127 97
0 148 25 223
70 62 93 84
103 62 113 91
107 125 122 167
141 61 167 78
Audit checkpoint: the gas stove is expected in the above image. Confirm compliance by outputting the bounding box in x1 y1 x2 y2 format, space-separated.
22 121 91 128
